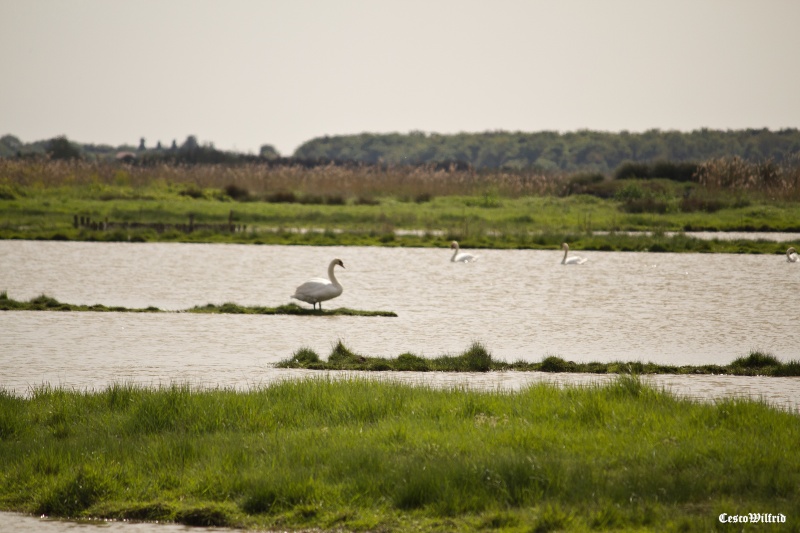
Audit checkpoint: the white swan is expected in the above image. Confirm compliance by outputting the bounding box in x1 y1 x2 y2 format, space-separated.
291 258 344 310
787 247 799 263
561 243 587 265
450 241 478 263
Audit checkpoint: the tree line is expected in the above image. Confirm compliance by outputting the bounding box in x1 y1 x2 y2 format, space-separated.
294 129 800 172
2 128 799 174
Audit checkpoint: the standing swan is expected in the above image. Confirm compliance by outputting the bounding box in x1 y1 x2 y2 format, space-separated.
561 243 587 265
291 258 345 310
787 247 799 263
450 241 478 263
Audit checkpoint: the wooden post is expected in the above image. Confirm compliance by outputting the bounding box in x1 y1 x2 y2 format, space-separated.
73 215 79 228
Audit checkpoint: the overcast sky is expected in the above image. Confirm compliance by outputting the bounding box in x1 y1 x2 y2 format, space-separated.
2 0 799 156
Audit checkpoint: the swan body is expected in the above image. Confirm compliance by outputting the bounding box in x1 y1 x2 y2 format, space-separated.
450 241 478 263
788 247 799 263
291 258 344 310
561 243 587 265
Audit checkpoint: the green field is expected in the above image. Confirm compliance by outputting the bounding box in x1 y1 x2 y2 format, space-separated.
1 159 799 253
1 378 797 532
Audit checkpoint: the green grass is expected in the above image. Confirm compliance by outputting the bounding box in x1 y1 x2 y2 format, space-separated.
276 340 800 377
0 377 797 532
1 178 799 252
0 292 396 317
0 292 160 313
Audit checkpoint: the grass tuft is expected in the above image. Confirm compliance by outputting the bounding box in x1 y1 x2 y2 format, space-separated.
731 351 782 369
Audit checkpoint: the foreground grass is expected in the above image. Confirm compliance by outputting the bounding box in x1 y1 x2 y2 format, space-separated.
0 378 797 532
277 340 800 377
0 292 396 317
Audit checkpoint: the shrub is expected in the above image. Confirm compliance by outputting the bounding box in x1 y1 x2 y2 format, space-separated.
178 186 205 199
461 342 493 372
264 190 297 203
650 160 699 182
223 184 251 201
621 197 670 214
614 182 644 202
395 353 430 371
290 348 321 365
614 162 650 180
327 341 364 366
565 172 608 196
731 351 781 369
539 356 571 372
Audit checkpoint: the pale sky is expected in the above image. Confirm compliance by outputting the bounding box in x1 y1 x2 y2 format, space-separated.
2 0 799 156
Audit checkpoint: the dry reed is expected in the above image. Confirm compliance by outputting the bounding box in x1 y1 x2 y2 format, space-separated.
0 159 568 199
694 155 800 199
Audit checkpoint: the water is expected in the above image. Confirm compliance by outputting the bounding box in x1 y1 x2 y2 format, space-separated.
0 513 232 532
2 240 800 531
1 239 799 398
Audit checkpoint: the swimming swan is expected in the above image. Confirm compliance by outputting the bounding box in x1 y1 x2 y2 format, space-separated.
787 247 799 263
561 243 587 265
450 241 478 263
291 258 344 310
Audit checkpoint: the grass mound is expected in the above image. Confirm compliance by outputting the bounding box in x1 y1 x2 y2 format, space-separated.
0 291 151 312
277 341 800 377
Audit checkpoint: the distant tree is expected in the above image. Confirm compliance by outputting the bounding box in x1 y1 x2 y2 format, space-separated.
170 139 178 151
156 141 163 150
259 144 279 159
46 136 81 160
0 135 24 158
138 138 146 151
181 135 199 151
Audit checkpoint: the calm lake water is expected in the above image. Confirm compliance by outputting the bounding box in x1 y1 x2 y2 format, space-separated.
1 239 800 531
0 239 798 398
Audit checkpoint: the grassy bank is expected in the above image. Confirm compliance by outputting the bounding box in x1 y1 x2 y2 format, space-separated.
0 292 396 317
276 340 800 377
0 378 797 532
2 160 799 252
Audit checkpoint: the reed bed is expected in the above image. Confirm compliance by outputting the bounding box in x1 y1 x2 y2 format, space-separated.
0 159 567 200
3 156 800 200
0 377 797 532
696 155 800 199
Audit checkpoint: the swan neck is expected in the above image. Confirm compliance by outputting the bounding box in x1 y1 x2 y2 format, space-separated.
451 246 459 262
561 248 568 264
328 262 341 287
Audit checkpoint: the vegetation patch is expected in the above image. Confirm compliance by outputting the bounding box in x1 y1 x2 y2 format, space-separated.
0 291 159 313
0 292 396 317
277 341 800 377
186 302 397 317
1 158 799 251
0 378 798 531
